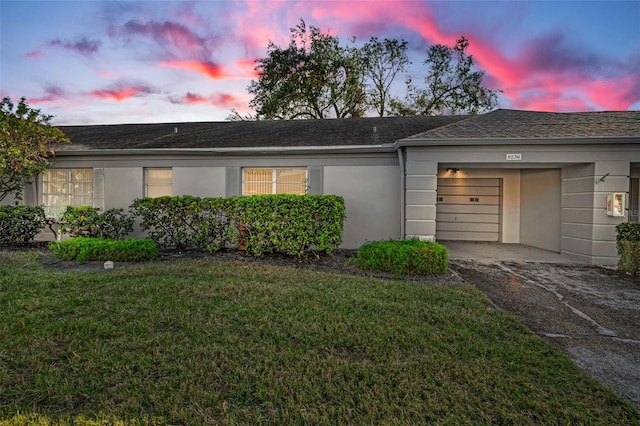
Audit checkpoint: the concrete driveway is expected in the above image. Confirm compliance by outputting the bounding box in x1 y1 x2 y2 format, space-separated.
443 242 640 411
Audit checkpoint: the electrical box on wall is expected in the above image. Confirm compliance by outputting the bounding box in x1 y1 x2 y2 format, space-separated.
606 193 625 217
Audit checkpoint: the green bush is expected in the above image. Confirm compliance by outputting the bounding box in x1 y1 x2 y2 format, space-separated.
129 194 345 256
353 239 449 276
0 205 46 244
234 194 345 256
130 196 233 252
59 206 134 240
616 222 640 277
49 237 158 262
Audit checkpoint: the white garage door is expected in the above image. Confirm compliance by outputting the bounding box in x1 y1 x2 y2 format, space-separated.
436 178 501 241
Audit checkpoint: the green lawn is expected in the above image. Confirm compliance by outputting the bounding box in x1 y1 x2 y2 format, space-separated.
1 251 638 425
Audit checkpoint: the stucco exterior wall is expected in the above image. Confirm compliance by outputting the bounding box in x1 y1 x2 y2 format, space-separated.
520 169 561 252
104 168 143 210
173 167 226 198
21 153 400 248
324 164 400 249
561 161 629 264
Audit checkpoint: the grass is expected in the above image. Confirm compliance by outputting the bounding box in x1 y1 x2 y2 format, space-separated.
0 251 638 425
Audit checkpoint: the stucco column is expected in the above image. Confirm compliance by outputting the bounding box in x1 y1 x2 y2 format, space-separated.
404 159 438 241
561 161 630 264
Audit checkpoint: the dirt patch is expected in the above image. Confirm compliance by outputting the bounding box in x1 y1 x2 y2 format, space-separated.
449 259 640 411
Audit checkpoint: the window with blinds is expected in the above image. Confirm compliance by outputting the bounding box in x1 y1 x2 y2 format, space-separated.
145 168 173 197
242 168 307 195
42 169 93 218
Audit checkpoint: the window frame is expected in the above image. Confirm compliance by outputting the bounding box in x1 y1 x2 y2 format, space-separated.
241 167 308 196
144 167 173 198
42 168 94 218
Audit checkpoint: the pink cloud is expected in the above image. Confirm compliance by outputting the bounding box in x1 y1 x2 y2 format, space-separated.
169 92 245 109
88 82 158 102
307 0 448 44
161 60 226 79
111 18 246 81
464 33 639 111
230 59 260 79
294 0 639 111
582 74 640 111
231 0 299 56
209 93 244 109
120 20 214 59
26 50 42 58
47 37 102 56
184 93 207 104
29 85 67 104
176 3 203 27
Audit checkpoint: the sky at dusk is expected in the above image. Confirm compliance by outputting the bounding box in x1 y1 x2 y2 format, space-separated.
1 0 639 125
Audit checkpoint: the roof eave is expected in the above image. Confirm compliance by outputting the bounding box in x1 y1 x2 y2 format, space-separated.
394 136 640 149
52 144 397 156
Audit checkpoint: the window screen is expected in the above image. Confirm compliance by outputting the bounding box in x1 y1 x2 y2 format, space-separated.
242 168 307 195
42 169 93 218
145 168 172 198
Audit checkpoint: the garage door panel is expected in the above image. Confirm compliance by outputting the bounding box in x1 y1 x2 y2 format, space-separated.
438 178 500 187
436 178 501 242
437 213 500 223
438 186 500 196
436 195 499 205
436 231 499 241
437 222 499 232
437 205 499 214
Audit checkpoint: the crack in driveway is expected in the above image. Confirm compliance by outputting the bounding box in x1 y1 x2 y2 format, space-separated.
449 259 640 411
494 262 619 338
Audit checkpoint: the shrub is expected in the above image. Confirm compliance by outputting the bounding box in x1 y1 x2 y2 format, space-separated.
353 239 449 276
0 205 46 244
129 194 346 256
616 222 640 277
130 196 233 252
59 206 134 240
49 237 158 262
234 194 345 256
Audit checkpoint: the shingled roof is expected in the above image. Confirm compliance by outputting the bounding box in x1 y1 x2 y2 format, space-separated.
404 109 640 141
56 115 468 152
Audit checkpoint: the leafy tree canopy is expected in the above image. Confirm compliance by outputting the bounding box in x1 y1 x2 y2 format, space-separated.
248 20 366 119
389 37 500 116
0 96 70 202
361 37 411 117
243 24 500 119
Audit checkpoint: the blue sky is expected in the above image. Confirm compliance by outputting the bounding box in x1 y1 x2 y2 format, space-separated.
1 0 638 125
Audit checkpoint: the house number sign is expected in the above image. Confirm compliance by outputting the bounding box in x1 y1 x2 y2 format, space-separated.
506 153 522 161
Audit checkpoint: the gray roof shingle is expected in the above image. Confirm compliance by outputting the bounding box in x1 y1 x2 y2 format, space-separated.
406 109 640 140
56 115 468 151
54 109 639 153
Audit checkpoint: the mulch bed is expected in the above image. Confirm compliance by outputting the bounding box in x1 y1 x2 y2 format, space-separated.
4 242 464 284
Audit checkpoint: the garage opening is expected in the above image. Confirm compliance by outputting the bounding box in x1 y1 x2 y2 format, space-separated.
436 178 501 241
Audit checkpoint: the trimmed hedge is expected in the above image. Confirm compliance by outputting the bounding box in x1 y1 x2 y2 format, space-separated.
0 205 46 244
353 239 449 276
59 206 134 240
130 196 233 253
49 237 158 262
129 194 345 256
616 222 640 277
234 194 345 256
